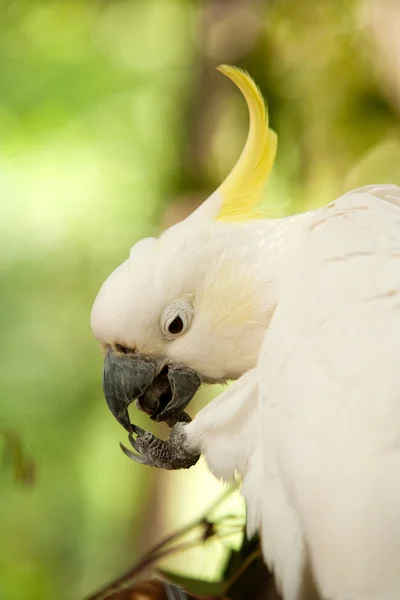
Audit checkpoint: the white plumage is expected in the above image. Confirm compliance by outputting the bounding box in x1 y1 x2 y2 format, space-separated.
185 185 400 600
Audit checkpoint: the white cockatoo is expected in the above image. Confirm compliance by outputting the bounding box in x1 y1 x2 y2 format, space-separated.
91 65 400 600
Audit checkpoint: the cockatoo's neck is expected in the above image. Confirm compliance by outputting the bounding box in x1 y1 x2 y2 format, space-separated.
256 209 322 283
189 209 321 379
215 209 321 306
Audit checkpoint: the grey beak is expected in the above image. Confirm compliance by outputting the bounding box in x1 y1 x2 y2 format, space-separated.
102 350 202 431
156 364 201 422
136 364 201 423
102 349 158 431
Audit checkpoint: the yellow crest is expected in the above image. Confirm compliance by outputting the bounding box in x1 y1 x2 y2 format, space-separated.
216 65 277 222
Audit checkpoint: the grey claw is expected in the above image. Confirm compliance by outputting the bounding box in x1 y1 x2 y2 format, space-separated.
120 423 200 470
131 424 145 435
128 433 141 452
119 442 153 466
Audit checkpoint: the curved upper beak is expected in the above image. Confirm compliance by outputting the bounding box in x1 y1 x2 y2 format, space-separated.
102 349 201 431
103 349 159 431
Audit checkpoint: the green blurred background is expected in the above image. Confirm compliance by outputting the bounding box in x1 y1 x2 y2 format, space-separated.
1 0 400 598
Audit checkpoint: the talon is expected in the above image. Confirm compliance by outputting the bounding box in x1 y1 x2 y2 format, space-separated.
119 442 152 465
121 423 200 470
131 424 146 435
128 434 141 452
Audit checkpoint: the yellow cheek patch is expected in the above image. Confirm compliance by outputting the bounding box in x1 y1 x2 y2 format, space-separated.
216 65 277 223
197 260 269 331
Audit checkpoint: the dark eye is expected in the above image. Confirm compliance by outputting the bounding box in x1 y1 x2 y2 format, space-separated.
160 300 193 339
168 316 184 335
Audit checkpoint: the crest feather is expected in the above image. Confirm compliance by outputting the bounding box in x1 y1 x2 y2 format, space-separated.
215 65 277 222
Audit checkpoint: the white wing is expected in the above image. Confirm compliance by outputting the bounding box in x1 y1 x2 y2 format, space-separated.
258 185 400 600
184 368 259 483
346 183 400 208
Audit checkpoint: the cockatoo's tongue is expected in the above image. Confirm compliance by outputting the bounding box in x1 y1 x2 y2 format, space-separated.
136 366 172 418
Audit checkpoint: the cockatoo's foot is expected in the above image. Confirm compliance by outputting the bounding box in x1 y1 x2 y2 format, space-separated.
120 422 200 470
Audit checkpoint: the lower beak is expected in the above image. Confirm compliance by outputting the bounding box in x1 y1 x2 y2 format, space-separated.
102 350 201 431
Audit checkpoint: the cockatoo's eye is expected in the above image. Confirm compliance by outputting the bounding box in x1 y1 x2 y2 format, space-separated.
160 299 193 340
168 316 183 335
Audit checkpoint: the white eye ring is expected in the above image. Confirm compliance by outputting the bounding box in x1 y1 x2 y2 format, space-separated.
160 299 193 340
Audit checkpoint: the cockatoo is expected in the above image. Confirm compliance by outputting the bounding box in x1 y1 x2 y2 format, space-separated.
91 65 400 600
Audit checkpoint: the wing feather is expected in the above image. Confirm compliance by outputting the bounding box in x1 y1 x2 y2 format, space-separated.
259 187 400 599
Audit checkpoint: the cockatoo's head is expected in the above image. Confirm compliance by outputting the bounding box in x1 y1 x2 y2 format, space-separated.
91 66 277 431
